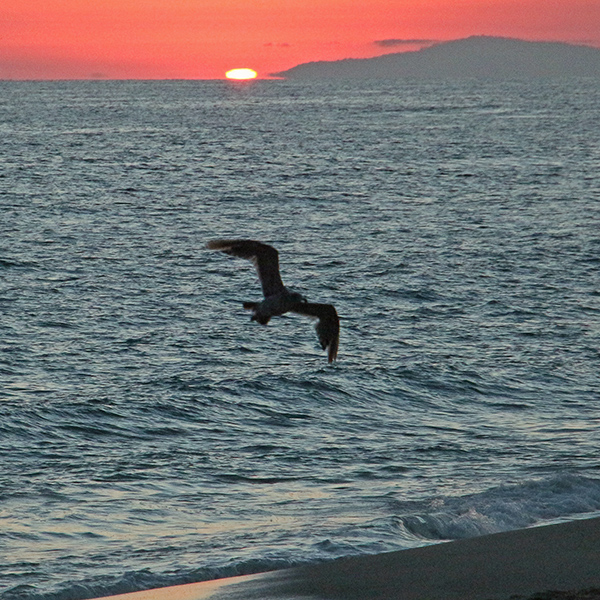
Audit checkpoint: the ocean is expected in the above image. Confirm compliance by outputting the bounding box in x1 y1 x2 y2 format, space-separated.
1 78 599 599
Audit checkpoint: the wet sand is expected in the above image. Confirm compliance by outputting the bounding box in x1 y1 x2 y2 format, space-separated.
94 516 600 600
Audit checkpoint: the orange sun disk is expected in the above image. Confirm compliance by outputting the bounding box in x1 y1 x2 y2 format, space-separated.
225 68 258 80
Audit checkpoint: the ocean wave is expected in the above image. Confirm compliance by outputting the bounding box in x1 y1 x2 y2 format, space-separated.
4 559 310 600
3 79 600 600
386 473 600 542
6 474 600 600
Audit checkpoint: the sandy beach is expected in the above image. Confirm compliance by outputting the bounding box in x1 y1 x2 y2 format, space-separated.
94 516 600 600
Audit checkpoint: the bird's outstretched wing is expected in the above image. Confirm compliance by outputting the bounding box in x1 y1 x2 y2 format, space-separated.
290 302 339 363
206 239 286 298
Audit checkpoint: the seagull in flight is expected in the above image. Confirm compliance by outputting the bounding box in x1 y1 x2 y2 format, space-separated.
207 239 339 362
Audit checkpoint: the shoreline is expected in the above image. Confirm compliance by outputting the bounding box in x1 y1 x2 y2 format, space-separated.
94 516 600 600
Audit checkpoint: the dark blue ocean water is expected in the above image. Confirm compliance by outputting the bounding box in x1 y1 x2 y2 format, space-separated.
1 79 600 599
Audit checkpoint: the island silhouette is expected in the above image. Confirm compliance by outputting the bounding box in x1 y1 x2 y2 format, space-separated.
272 36 600 79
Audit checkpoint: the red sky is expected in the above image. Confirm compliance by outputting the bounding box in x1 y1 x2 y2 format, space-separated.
1 0 599 79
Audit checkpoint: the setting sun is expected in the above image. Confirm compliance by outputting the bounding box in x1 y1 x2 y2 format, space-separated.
225 68 258 80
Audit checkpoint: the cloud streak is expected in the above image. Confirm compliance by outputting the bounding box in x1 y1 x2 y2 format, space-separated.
374 39 437 48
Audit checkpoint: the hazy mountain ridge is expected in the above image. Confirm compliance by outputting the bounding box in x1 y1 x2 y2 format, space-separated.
272 36 600 79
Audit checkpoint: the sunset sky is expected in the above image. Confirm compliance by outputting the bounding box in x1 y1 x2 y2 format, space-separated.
2 0 599 79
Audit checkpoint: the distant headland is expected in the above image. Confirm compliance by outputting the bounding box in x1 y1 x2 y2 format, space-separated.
271 36 600 79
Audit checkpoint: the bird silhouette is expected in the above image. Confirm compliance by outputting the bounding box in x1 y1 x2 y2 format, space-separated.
207 239 339 362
